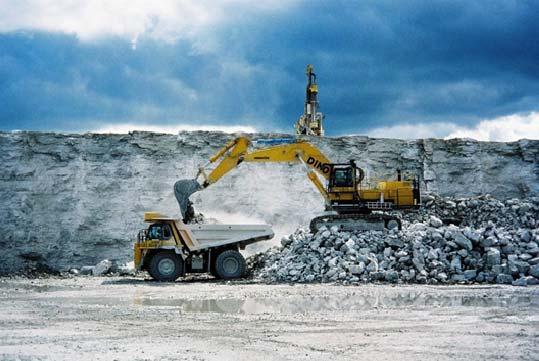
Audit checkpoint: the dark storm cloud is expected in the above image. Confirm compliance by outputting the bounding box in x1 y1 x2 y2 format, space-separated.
242 0 539 131
0 0 538 134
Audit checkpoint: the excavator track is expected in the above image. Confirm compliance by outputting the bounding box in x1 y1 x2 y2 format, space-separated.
309 213 402 234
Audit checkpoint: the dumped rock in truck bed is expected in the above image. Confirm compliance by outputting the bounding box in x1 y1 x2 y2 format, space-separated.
253 195 539 286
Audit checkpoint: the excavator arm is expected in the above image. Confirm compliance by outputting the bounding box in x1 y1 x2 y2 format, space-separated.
174 137 334 221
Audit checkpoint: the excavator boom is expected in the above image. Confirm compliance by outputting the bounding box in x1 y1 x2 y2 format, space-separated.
202 137 331 185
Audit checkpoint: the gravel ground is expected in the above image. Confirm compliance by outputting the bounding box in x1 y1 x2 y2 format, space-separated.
0 276 538 361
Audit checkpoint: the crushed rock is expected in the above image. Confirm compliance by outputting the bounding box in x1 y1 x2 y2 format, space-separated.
251 194 539 286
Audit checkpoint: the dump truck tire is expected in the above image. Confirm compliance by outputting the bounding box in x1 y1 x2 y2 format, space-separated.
148 251 183 282
215 250 246 279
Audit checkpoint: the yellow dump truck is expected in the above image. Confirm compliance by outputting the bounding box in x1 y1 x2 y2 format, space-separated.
134 212 274 281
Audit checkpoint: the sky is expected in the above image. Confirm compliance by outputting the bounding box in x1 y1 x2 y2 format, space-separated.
0 0 538 140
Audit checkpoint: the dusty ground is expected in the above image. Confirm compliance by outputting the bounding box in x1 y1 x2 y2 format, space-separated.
0 276 537 361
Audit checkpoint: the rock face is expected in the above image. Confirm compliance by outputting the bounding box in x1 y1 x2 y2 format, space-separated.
1 131 538 273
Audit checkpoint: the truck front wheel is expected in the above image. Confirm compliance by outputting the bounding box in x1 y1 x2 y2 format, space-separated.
215 250 246 280
148 251 183 281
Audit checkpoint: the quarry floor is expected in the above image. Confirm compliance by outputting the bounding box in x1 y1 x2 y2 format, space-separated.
0 276 538 361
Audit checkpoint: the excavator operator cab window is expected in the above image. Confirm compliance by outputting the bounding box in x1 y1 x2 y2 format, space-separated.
331 167 354 188
148 224 172 240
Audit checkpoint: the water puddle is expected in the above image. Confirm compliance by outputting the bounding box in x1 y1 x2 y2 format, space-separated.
131 291 539 314
0 283 69 293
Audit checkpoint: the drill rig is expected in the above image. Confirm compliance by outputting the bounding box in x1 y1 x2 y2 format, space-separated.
175 137 420 232
295 64 324 136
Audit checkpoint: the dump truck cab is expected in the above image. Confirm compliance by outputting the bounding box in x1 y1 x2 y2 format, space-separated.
134 212 274 281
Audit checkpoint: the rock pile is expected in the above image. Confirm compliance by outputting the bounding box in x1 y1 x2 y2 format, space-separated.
409 194 538 229
254 195 539 286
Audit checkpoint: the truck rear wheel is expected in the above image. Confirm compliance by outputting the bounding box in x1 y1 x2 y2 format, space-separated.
148 251 183 281
215 250 246 280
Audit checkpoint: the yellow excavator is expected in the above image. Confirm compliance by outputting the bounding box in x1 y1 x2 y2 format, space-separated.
175 137 421 232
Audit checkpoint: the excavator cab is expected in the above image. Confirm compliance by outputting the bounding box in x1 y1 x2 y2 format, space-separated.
326 160 372 215
330 165 354 188
328 161 364 191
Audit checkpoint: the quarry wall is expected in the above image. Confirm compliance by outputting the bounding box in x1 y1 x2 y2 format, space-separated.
1 131 537 273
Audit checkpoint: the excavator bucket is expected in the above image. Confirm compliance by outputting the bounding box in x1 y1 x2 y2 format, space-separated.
174 179 201 222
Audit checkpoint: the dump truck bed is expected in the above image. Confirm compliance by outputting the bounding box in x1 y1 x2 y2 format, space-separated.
143 212 274 251
182 223 274 251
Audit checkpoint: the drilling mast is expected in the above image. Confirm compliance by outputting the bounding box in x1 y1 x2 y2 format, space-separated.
295 64 325 136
